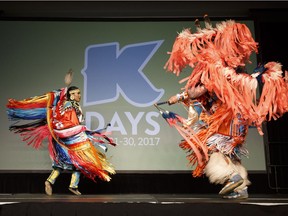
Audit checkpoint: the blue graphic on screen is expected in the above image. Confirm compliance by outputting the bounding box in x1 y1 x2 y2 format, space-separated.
82 41 164 107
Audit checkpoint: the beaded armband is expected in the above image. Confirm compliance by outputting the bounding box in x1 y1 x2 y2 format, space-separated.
176 91 188 102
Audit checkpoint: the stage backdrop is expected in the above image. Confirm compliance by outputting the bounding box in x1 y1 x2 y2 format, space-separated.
0 19 266 172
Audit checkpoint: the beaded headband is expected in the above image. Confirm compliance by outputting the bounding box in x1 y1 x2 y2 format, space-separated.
69 89 80 95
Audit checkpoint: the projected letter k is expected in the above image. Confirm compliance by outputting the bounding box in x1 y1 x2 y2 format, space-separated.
82 41 164 107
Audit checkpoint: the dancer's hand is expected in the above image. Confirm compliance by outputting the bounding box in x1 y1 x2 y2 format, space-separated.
168 95 178 105
64 69 73 86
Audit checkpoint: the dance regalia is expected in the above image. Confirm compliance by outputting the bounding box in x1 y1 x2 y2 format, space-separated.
162 19 288 179
7 87 116 182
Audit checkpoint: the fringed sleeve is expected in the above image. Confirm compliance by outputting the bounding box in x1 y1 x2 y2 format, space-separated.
6 93 51 149
6 89 64 150
256 62 288 125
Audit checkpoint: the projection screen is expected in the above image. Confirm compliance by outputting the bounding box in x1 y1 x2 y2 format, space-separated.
0 19 266 172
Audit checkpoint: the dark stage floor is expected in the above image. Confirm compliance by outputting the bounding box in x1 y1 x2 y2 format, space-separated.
1 193 288 204
0 193 288 216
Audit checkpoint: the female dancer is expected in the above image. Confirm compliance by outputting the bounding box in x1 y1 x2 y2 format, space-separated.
7 71 116 195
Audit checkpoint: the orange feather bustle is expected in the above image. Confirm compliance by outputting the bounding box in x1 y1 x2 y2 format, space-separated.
163 19 288 177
